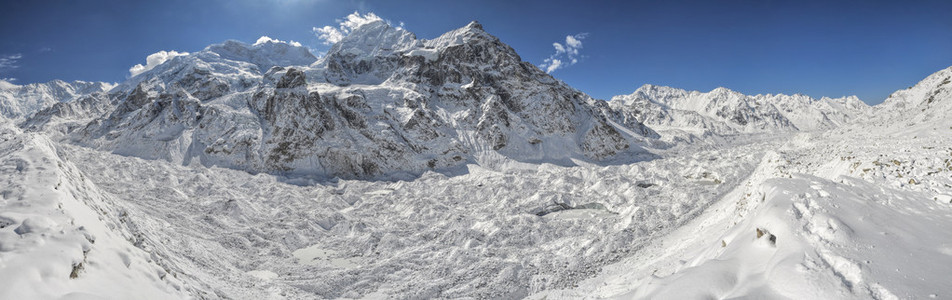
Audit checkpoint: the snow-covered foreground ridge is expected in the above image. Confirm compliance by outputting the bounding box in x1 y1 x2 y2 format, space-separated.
1 16 952 299
0 124 191 298
536 120 952 299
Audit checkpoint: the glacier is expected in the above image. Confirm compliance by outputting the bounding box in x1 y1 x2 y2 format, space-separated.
1 18 951 300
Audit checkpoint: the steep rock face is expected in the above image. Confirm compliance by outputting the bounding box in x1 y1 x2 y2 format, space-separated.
51 22 654 178
609 84 870 138
0 80 114 120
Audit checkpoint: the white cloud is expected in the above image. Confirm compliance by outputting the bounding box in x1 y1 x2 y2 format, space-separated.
545 59 562 73
340 11 382 31
0 53 22 82
539 33 588 74
129 50 189 77
565 35 582 48
314 25 345 45
311 11 389 45
254 36 303 47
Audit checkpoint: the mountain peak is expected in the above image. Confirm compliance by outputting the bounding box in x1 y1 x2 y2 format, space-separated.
425 21 498 49
326 19 419 58
631 84 685 96
709 86 738 95
0 80 19 90
465 20 483 31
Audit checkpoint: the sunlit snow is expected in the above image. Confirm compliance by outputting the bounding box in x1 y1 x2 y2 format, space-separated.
1 18 951 300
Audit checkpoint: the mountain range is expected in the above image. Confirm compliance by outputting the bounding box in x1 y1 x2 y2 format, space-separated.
0 79 113 119
2 18 952 300
5 20 950 179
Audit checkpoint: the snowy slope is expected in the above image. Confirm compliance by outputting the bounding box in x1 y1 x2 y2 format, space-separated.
609 84 870 140
538 130 952 299
871 66 952 127
0 79 114 120
55 21 655 179
533 69 952 300
0 123 193 299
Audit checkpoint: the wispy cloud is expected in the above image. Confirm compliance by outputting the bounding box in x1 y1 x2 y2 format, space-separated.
129 50 189 77
0 53 22 70
312 11 385 45
0 53 22 82
540 33 588 74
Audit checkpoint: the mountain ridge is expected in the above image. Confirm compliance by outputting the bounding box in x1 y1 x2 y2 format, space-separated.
0 79 114 120
25 21 654 179
13 20 950 179
608 84 871 140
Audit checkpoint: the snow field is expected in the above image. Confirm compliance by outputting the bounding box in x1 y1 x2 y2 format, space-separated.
0 124 191 299
535 123 952 299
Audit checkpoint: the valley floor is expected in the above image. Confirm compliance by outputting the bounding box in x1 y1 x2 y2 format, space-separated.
1 118 951 299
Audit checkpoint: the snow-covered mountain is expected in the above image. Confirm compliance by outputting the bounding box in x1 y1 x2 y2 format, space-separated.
19 92 114 138
33 20 654 179
608 84 869 139
531 67 952 299
872 66 952 127
3 14 952 300
0 79 114 120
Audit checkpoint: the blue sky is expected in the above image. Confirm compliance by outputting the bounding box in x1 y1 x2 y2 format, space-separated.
1 0 950 104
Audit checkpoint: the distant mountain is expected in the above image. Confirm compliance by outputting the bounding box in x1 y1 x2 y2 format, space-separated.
0 79 114 120
19 92 114 139
29 21 655 179
608 84 869 139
